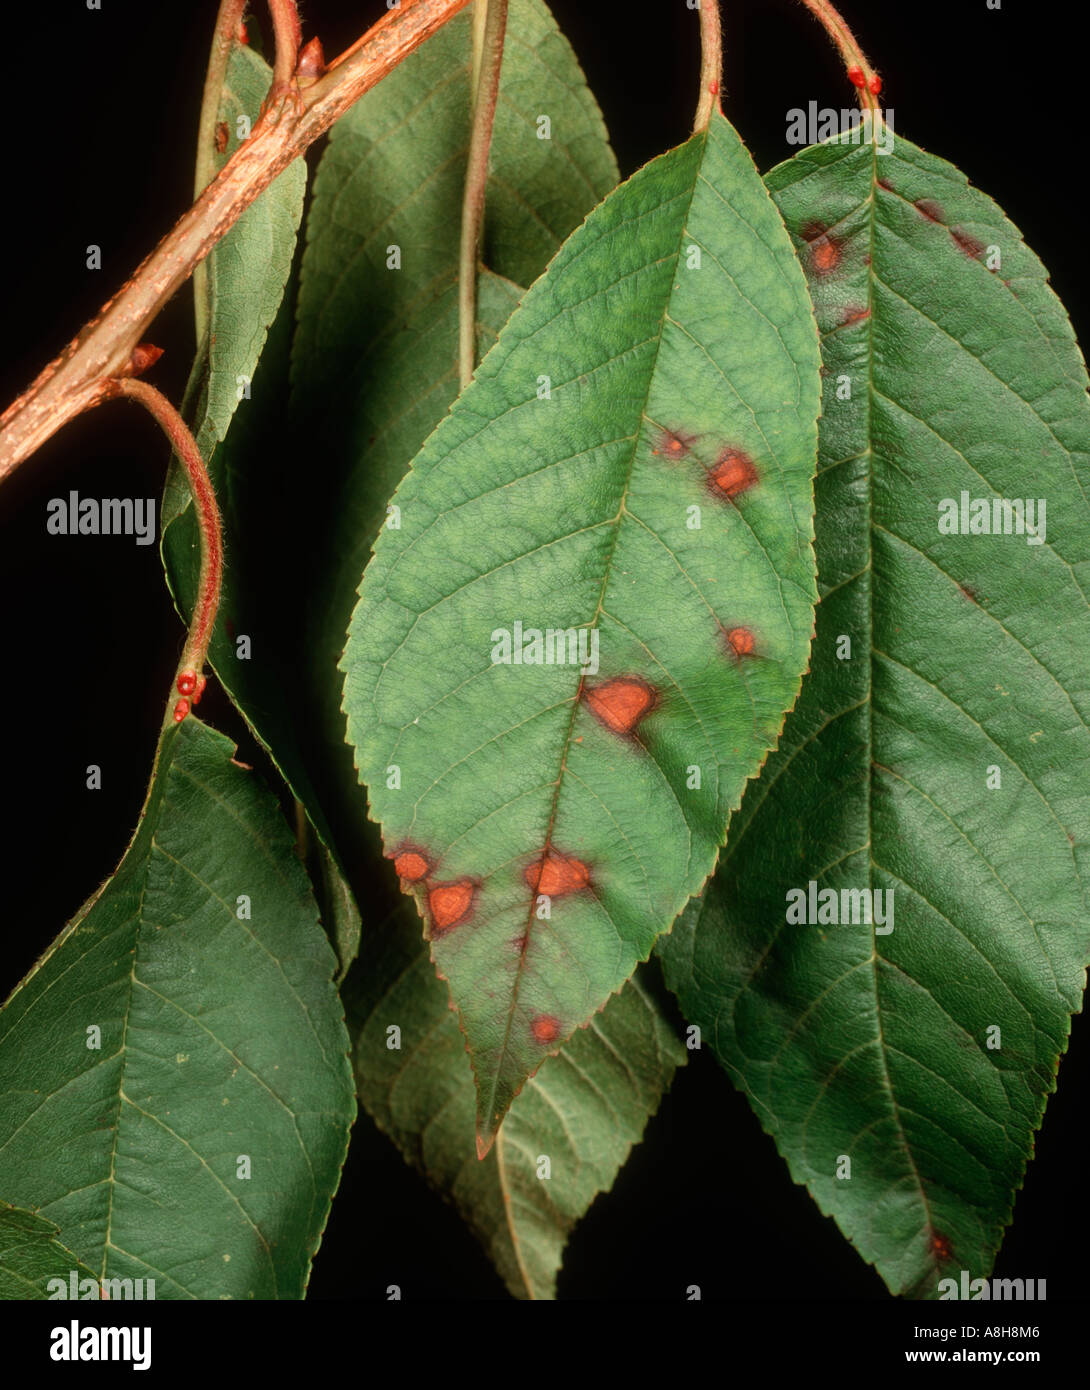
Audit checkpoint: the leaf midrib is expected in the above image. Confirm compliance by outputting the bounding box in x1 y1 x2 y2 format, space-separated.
480 128 712 1140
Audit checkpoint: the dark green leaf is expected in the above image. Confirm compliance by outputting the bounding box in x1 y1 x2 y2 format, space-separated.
661 132 1090 1297
0 1202 97 1300
0 719 355 1299
159 42 324 859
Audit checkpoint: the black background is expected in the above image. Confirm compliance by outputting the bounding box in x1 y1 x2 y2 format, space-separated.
0 0 1086 1305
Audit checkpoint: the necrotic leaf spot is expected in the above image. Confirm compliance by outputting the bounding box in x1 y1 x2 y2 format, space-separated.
652 427 696 458
930 1231 954 1262
915 198 945 223
530 1014 561 1044
524 850 591 898
951 228 986 259
725 626 756 659
584 676 657 735
800 221 841 276
708 448 758 499
428 878 477 934
393 847 431 882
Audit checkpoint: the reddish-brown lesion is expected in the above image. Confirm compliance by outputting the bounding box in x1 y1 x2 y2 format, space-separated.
391 844 432 883
651 427 698 460
584 676 658 736
530 1013 561 1044
951 228 987 260
724 626 757 660
427 877 478 935
524 850 592 899
800 221 843 277
929 1230 954 1262
708 448 759 500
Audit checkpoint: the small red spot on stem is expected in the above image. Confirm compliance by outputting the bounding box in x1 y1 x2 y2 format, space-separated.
237 20 249 44
530 1014 561 1044
173 699 190 723
177 671 197 697
192 675 207 706
709 80 719 95
915 198 945 224
584 677 657 735
725 627 756 659
428 878 477 934
708 448 758 499
847 65 865 88
525 850 591 898
392 847 431 883
868 73 882 96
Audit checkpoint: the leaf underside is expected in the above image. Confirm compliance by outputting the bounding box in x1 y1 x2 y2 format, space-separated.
0 720 354 1299
661 132 1090 1297
0 1202 97 1300
342 107 821 1151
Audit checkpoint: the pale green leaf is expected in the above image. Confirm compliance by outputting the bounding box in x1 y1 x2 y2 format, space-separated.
342 107 821 1149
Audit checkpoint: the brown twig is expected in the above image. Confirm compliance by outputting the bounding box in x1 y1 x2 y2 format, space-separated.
0 0 473 484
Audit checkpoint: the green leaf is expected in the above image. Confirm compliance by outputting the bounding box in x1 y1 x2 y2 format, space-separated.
159 41 322 859
342 106 821 1150
660 132 1090 1297
0 1202 97 1300
0 719 355 1300
164 4 618 979
344 907 683 1300
170 41 306 486
285 0 618 891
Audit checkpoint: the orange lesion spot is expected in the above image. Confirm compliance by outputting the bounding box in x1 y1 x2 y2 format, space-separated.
708 448 758 499
392 848 431 883
427 878 477 934
810 236 841 275
524 850 591 898
530 1014 561 1044
584 676 657 735
930 1231 954 1262
800 221 842 276
725 626 756 659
